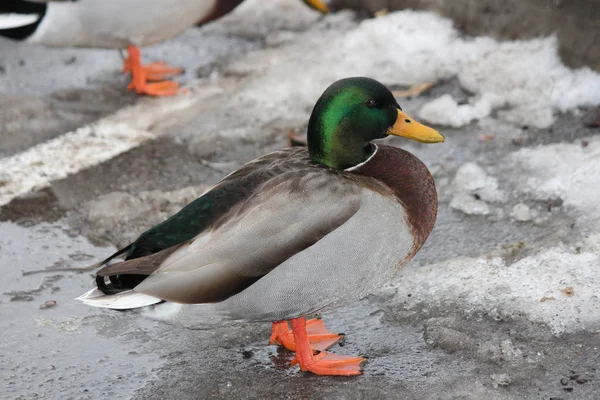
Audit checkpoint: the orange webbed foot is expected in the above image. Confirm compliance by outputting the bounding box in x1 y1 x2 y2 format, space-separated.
122 45 183 97
287 317 366 376
129 80 181 97
291 351 366 376
138 61 184 81
270 319 344 352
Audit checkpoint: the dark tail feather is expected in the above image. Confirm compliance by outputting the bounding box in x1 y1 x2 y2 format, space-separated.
95 243 186 295
0 0 45 14
93 244 136 295
0 0 46 41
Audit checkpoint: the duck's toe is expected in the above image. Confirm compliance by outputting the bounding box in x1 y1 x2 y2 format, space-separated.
142 61 184 81
291 351 365 376
133 80 181 97
122 45 183 97
270 320 296 350
270 319 344 352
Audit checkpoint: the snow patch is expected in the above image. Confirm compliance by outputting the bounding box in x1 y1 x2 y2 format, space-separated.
450 192 490 216
418 94 495 128
395 245 600 335
510 203 537 222
222 11 600 131
510 137 600 224
579 233 600 253
452 163 506 202
449 162 506 215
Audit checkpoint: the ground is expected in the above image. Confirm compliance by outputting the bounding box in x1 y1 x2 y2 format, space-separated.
1 1 599 399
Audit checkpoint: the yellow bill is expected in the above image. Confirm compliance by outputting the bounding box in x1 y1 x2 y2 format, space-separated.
302 0 329 13
387 109 444 143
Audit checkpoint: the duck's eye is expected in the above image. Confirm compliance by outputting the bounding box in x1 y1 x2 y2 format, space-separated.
366 99 378 107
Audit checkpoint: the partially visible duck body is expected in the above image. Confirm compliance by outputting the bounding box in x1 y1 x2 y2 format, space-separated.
78 77 444 376
0 0 328 96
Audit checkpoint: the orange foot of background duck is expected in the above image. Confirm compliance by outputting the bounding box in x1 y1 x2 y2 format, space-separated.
122 45 183 97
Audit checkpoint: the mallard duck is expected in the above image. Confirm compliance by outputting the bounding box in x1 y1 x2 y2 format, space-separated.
77 77 444 375
0 0 328 96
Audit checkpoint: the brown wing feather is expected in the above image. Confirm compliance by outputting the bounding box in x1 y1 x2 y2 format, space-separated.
93 148 314 294
93 147 396 304
132 168 365 304
97 243 187 277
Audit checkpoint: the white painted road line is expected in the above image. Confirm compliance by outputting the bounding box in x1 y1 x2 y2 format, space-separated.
0 87 221 207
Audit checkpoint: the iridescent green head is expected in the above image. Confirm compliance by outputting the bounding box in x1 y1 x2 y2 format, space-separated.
307 77 444 170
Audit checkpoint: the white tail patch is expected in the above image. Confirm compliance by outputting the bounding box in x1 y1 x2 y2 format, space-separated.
76 288 162 310
0 14 39 29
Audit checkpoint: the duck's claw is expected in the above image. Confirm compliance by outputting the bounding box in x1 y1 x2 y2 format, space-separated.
291 351 365 376
270 319 344 352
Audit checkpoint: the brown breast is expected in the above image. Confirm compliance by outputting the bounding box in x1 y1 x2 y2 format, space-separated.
349 144 438 258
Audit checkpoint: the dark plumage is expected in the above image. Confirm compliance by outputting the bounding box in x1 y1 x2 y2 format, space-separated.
0 0 46 40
